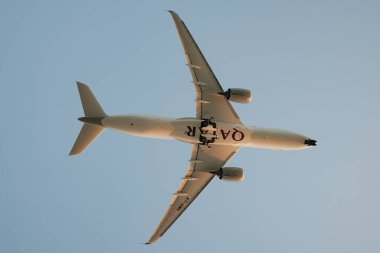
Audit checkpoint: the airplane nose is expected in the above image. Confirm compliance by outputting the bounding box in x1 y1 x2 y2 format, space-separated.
304 139 317 146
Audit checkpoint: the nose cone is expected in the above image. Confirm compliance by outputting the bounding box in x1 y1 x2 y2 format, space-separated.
304 139 317 146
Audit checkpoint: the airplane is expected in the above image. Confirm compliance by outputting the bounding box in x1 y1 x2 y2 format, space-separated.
69 11 317 244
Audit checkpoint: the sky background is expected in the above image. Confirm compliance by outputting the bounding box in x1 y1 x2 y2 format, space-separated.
1 0 379 252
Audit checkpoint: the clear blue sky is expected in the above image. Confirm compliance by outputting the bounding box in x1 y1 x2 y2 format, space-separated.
1 1 379 252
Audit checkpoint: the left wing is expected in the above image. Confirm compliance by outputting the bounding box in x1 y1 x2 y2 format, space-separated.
147 144 239 244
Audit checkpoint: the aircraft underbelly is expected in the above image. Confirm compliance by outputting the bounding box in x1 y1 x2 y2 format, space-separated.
102 115 175 139
102 116 309 150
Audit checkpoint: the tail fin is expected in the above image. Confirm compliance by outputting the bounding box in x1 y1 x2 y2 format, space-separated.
69 82 107 156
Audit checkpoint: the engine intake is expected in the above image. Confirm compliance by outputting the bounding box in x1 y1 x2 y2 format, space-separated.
212 167 244 182
219 88 252 104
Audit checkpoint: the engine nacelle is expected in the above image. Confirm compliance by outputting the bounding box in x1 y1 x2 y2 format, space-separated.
213 167 244 182
219 88 252 104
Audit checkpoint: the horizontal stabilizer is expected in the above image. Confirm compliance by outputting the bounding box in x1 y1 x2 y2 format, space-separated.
69 123 104 156
77 82 106 117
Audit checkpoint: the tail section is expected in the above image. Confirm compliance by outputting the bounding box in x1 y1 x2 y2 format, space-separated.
69 82 107 156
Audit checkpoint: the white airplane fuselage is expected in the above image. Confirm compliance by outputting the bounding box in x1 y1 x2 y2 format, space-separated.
96 115 313 150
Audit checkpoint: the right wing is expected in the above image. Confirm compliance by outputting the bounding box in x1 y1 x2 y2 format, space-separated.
147 144 239 244
169 11 242 124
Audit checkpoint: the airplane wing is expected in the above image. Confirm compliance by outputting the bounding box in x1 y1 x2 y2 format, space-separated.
169 11 242 124
147 144 239 244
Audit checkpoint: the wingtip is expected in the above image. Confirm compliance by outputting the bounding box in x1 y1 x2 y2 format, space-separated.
166 10 179 18
69 146 78 156
69 151 80 156
76 81 88 88
145 235 160 245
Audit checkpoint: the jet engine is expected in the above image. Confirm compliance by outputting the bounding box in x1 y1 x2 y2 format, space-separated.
212 167 244 182
219 88 252 104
